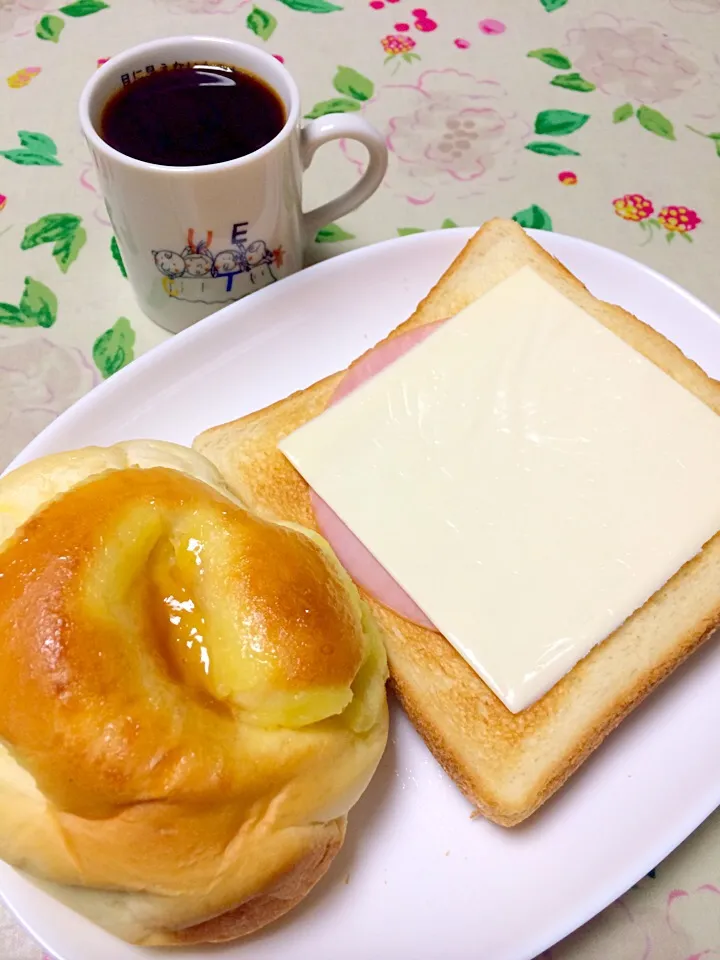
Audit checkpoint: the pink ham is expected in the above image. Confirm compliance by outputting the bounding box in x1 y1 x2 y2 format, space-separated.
310 320 447 630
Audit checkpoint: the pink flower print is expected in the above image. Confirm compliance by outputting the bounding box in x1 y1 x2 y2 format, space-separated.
548 898 655 960
79 161 111 227
340 69 530 205
479 18 506 35
454 38 471 49
0 194 7 211
565 13 700 104
0 333 98 470
0 0 55 43
369 0 384 8
558 170 578 184
666 884 720 955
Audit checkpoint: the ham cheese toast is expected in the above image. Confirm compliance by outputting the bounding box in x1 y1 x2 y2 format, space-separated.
193 219 720 826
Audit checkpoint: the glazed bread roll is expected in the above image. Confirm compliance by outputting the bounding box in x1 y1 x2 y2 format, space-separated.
0 440 388 946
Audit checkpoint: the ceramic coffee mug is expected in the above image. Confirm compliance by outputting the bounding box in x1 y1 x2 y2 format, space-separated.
79 36 388 334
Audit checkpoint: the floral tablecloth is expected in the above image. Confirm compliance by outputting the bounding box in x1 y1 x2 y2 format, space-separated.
1 0 720 956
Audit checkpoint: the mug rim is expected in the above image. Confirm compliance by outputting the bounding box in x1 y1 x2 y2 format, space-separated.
78 35 302 175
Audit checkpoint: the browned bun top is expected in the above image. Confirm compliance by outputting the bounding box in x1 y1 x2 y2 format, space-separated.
0 442 388 944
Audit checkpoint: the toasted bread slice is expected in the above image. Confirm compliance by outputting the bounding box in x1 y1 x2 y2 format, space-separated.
194 219 720 825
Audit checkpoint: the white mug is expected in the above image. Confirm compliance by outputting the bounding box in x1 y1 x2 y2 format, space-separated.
79 36 388 334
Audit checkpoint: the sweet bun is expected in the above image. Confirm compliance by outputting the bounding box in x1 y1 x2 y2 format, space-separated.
0 440 388 945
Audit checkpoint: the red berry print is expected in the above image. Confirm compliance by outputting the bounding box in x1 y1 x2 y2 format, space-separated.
558 170 578 185
415 17 437 31
387 0 400 4
369 0 384 8
382 34 417 55
273 54 285 63
395 21 410 30
613 194 654 222
381 33 421 71
454 38 470 49
478 18 506 35
658 205 701 233
412 7 427 14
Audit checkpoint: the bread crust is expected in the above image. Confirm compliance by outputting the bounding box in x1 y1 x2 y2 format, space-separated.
194 219 720 825
149 819 344 945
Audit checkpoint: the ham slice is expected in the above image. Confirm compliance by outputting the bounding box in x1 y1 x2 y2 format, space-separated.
310 321 446 630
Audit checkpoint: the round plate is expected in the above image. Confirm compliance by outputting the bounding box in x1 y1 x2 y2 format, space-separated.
4 229 720 960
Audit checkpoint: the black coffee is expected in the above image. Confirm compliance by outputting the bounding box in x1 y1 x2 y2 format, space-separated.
100 64 286 166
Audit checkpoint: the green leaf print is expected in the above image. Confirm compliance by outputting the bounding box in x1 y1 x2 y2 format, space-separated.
613 103 634 123
93 317 136 378
0 303 27 326
59 0 109 16
21 214 80 248
398 220 456 235
20 214 86 271
512 205 553 231
18 131 57 156
0 132 61 166
304 98 361 119
686 125 720 157
111 235 127 277
525 141 580 156
539 0 568 10
19 276 57 328
527 48 572 69
534 109 589 136
315 222 355 242
0 150 61 166
687 126 720 141
246 6 277 40
550 73 596 92
36 14 65 42
275 0 342 11
53 225 87 272
333 66 374 102
636 106 675 141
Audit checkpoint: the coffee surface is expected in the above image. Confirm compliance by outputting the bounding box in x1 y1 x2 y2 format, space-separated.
100 64 286 166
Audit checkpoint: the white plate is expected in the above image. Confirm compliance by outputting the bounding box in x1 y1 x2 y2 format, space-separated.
3 229 720 960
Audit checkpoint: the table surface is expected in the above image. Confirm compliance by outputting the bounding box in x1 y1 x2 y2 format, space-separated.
1 0 720 957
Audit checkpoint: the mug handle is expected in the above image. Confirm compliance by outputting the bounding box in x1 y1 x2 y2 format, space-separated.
300 113 388 240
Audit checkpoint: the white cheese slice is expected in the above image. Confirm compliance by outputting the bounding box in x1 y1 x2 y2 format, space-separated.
279 267 720 712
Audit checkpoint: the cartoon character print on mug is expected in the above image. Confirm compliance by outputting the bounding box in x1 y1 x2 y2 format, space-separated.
152 223 280 305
